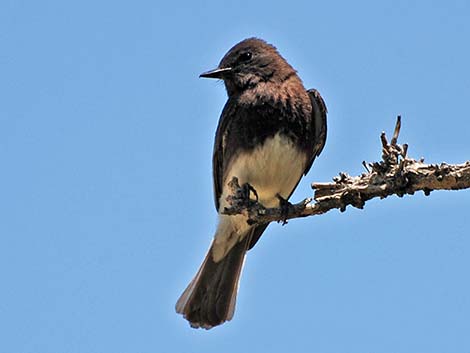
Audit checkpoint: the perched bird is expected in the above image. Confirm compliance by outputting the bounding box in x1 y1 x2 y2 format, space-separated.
176 38 327 329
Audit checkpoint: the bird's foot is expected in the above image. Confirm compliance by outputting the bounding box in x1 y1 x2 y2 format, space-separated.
226 177 259 209
276 193 291 225
241 182 259 202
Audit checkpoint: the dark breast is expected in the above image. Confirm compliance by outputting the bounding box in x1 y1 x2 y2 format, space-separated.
222 94 313 158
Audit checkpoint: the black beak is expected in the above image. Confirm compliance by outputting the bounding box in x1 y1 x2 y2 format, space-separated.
199 67 232 79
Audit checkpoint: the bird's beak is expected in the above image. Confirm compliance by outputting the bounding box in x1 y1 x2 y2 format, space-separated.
199 67 232 79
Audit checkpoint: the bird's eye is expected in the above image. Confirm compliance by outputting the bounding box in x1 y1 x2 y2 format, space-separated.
238 52 252 62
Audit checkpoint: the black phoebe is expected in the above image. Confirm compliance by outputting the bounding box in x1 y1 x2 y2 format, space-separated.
176 38 327 329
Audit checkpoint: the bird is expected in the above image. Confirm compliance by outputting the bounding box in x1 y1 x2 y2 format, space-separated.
175 37 327 329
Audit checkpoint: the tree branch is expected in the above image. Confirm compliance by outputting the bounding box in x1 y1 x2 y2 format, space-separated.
223 116 470 224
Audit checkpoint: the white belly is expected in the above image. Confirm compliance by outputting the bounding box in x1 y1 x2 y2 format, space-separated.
220 133 306 208
212 133 306 261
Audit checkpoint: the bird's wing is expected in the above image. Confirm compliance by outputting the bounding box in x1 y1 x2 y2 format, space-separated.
212 99 236 211
303 88 327 175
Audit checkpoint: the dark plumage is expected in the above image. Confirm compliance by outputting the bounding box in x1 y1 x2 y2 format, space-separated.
176 38 327 329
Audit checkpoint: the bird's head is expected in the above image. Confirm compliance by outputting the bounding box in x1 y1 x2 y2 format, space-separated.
200 38 297 96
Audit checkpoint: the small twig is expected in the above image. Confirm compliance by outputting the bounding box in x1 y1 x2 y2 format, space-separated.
390 115 401 145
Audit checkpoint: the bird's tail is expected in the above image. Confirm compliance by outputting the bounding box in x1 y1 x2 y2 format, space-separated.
175 233 252 329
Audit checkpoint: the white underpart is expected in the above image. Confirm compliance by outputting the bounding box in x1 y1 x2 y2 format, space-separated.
212 133 307 262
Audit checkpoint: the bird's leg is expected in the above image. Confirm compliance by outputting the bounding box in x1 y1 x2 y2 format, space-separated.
242 183 259 202
226 177 259 209
276 193 291 225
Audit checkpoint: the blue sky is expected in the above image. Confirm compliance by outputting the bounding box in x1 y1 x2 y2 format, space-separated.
1 0 470 352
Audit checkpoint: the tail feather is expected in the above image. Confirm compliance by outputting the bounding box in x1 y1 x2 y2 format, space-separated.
175 232 252 329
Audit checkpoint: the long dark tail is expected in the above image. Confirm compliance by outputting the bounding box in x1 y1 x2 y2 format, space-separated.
175 224 267 329
175 235 249 329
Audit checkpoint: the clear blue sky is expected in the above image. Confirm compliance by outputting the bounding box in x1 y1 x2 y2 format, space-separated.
1 0 469 352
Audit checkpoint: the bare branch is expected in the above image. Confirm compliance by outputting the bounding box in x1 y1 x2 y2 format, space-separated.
223 116 470 224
